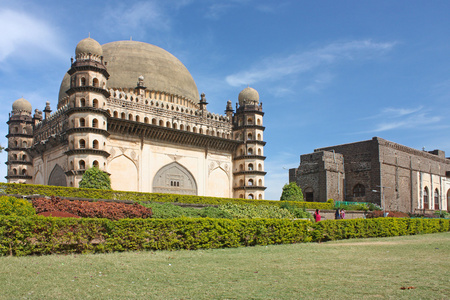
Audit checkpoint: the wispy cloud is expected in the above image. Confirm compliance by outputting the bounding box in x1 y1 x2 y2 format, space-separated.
0 9 64 62
364 106 441 133
225 40 396 87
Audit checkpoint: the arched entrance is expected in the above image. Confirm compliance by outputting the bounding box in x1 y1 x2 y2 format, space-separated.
152 162 197 195
48 164 67 186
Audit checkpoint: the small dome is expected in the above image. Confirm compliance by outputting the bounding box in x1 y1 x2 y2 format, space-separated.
75 37 103 58
238 87 259 106
12 97 32 113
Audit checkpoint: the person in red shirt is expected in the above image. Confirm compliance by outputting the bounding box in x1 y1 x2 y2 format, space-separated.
314 209 321 222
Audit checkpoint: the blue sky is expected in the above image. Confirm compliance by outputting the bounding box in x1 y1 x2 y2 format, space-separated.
1 0 449 200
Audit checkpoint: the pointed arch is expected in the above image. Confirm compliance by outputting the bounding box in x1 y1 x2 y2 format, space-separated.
152 162 197 195
48 164 67 187
108 154 138 191
208 166 230 197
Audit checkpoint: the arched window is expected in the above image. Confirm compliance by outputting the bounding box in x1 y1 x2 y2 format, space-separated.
159 120 164 126
93 78 99 87
14 127 18 133
248 179 254 186
93 160 99 168
248 194 254 199
423 187 429 209
239 194 244 199
22 127 27 134
144 117 149 124
121 112 126 119
434 189 440 210
199 128 203 134
129 114 133 120
80 77 86 86
79 139 86 149
114 111 118 118
93 99 99 108
14 141 18 147
79 118 85 127
193 127 197 133
136 115 140 122
239 164 244 171
257 119 261 125
257 134 262 140
247 118 253 125
258 194 263 200
353 184 365 197
258 148 262 155
248 163 254 171
93 140 99 149
258 179 262 186
166 121 171 128
248 148 253 155
21 169 27 175
23 141 28 147
79 160 85 170
239 179 244 186
247 133 253 140
92 119 98 128
22 154 27 161
173 123 178 129
180 124 184 130
80 98 86 107
12 168 17 175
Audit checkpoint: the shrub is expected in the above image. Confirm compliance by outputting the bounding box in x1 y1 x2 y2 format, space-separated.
79 167 111 190
279 202 313 220
280 182 303 201
218 203 294 219
0 196 35 217
32 196 152 220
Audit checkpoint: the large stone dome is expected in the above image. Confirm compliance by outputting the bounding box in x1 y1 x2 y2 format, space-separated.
59 40 199 105
12 97 32 114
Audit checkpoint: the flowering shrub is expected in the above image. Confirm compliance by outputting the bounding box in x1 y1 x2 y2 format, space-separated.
32 196 152 220
0 196 35 217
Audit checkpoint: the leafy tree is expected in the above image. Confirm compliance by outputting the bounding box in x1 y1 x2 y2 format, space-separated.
280 182 304 201
79 167 112 190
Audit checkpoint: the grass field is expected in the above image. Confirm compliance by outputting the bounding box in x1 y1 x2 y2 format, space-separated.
1 232 449 299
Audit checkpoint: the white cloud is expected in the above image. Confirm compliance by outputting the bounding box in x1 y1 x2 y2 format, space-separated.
225 40 396 87
0 9 64 62
364 107 441 133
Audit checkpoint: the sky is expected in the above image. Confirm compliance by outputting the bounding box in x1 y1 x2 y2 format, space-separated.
0 0 449 200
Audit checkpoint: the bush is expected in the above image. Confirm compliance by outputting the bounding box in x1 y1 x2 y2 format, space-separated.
0 196 35 217
79 167 112 190
32 196 152 220
280 182 303 201
279 202 313 220
1 216 448 256
218 203 294 219
0 182 333 210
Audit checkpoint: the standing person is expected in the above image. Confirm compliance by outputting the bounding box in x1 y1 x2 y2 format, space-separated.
341 209 345 219
335 208 341 220
314 209 321 222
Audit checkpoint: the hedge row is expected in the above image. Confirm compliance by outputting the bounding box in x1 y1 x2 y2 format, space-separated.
0 216 448 256
0 182 333 210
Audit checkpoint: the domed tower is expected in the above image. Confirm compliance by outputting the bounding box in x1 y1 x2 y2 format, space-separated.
6 98 34 183
65 37 110 187
232 87 266 199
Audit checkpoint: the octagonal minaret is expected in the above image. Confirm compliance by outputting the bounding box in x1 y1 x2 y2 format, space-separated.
232 87 266 199
6 98 34 183
64 37 111 187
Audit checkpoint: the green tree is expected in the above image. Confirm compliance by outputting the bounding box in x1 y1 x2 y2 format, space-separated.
280 182 304 201
79 167 112 190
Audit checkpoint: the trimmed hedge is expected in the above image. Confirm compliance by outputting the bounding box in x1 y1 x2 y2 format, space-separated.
0 182 333 210
0 216 448 256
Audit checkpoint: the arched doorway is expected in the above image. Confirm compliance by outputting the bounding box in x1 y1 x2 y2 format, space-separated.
48 164 67 186
152 162 197 195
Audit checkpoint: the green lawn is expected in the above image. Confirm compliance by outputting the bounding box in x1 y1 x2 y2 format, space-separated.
1 232 449 299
